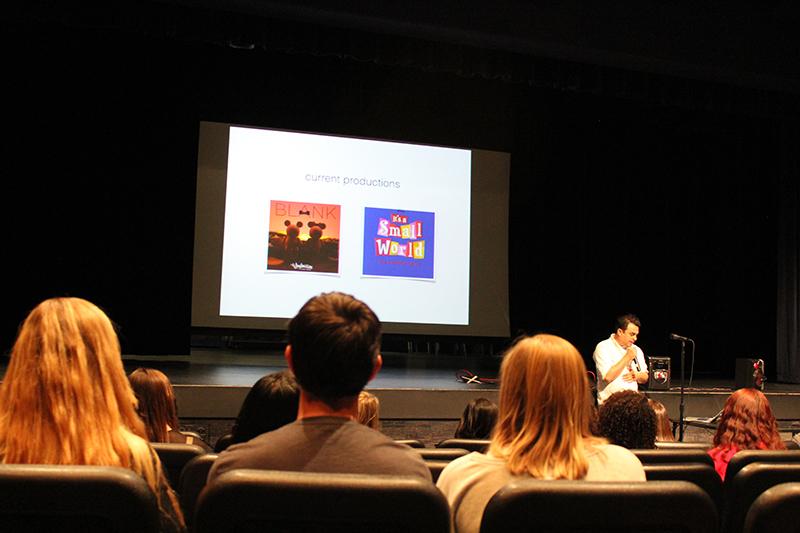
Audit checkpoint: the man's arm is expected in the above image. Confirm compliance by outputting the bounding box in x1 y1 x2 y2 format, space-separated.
595 345 637 383
634 351 649 384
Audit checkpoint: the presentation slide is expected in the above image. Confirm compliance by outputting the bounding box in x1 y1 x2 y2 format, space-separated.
192 122 510 337
220 125 470 324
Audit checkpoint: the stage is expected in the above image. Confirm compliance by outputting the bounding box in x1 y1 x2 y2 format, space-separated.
5 347 797 447
119 348 800 426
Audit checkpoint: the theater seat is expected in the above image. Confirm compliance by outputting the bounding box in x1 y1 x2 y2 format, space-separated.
655 441 712 450
415 448 471 461
395 439 426 448
0 464 160 533
724 462 800 533
213 433 234 453
425 460 450 483
436 438 491 453
632 448 715 468
151 442 207 491
480 479 716 533
644 463 723 516
724 450 800 484
743 482 800 533
195 469 450 533
178 453 218 530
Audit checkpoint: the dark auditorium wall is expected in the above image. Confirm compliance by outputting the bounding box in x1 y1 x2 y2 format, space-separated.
2 5 793 380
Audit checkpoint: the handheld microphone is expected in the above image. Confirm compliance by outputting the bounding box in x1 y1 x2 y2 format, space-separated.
669 333 691 342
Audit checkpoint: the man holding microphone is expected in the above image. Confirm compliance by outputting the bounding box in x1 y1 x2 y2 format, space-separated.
594 314 649 404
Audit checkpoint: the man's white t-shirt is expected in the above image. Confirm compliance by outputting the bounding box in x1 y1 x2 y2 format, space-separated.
593 334 647 404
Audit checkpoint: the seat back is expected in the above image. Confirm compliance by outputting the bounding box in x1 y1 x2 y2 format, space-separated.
724 462 800 533
644 463 723 515
415 448 470 461
213 433 234 453
0 464 160 533
655 441 712 450
724 450 800 484
480 479 717 533
195 469 450 533
436 438 491 453
395 439 426 448
633 448 715 467
425 460 451 483
151 442 207 490
743 482 800 533
178 453 218 530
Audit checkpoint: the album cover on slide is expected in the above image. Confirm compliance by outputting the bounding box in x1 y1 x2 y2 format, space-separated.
362 207 435 279
267 200 341 273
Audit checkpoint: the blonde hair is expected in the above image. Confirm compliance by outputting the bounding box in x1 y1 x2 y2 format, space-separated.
489 334 604 479
129 368 179 442
357 391 380 430
0 298 184 527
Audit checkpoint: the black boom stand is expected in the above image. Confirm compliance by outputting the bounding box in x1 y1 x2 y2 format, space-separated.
669 332 692 441
678 339 686 441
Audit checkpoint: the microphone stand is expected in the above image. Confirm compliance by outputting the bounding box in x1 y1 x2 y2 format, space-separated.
678 339 686 442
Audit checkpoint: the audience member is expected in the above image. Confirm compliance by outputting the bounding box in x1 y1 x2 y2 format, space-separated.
226 370 300 446
453 397 497 440
648 398 675 442
708 387 785 480
0 297 185 532
208 292 431 482
436 334 645 533
597 390 656 449
357 391 380 430
129 367 211 452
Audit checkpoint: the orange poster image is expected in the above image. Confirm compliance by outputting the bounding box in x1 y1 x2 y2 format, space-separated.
267 200 341 273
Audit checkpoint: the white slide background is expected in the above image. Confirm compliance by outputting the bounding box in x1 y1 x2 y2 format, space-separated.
219 126 471 324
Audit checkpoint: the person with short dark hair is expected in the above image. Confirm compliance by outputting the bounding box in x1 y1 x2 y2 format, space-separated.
454 398 498 440
593 314 648 404
208 292 431 483
597 390 656 449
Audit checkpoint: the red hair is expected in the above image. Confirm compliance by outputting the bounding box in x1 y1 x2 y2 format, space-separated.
712 388 784 450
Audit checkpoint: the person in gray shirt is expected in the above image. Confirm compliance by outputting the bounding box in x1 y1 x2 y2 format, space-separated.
208 292 431 483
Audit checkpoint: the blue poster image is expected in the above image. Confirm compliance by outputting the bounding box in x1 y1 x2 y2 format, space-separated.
362 207 435 280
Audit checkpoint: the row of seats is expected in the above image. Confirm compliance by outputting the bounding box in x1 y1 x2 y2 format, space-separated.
2 442 799 532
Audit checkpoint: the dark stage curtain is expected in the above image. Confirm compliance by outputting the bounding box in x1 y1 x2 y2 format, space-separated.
777 122 800 383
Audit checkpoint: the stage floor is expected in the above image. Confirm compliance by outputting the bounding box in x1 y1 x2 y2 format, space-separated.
110 348 800 423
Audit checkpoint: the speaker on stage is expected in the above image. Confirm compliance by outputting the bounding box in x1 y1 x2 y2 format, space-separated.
648 356 671 390
735 358 765 390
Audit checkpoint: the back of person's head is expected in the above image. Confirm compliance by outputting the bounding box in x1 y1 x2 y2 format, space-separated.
357 391 380 430
598 390 656 449
615 313 641 332
454 397 498 439
231 370 299 443
713 387 785 450
648 398 675 442
0 297 184 527
288 292 381 405
490 334 601 479
128 367 179 443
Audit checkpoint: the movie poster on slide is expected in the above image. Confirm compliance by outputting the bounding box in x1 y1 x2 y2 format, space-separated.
266 200 341 273
362 207 435 280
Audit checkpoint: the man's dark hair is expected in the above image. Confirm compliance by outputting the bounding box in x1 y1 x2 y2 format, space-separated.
615 314 641 332
288 292 381 405
597 390 656 449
